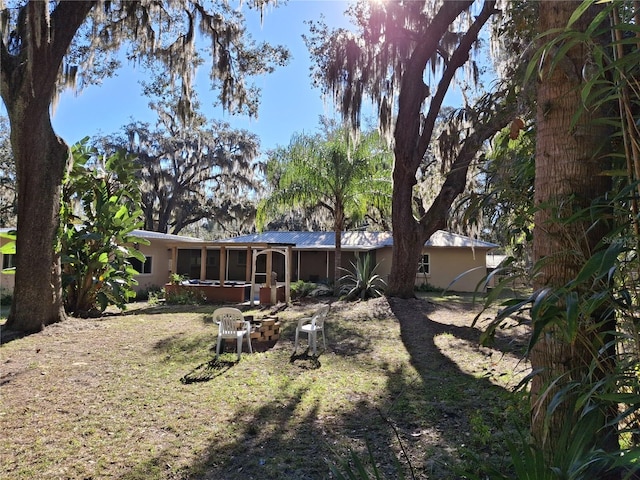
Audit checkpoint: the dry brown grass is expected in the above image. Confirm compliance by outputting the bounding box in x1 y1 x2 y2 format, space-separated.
0 296 529 479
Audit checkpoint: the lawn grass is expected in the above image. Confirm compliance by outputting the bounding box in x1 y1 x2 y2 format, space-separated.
0 297 529 479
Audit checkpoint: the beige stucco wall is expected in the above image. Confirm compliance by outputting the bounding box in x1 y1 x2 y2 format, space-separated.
0 234 492 296
0 238 175 295
375 245 489 292
133 243 172 292
374 247 393 281
421 247 489 292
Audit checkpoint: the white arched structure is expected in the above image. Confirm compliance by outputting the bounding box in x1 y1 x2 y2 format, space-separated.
250 247 291 306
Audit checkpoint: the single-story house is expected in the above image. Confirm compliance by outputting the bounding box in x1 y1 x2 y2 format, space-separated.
0 228 498 302
222 230 498 293
0 228 207 297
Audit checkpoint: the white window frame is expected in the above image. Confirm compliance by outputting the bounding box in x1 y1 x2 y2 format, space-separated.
417 253 430 276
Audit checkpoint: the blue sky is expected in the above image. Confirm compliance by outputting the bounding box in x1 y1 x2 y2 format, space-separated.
50 1 355 153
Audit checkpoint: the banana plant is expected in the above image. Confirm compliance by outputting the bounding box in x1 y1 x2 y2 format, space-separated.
60 139 148 316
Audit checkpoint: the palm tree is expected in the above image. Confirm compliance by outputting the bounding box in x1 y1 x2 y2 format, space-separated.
531 0 617 460
257 127 392 294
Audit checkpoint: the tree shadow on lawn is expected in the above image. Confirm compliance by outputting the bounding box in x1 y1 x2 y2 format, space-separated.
389 297 529 389
183 378 412 479
326 322 372 356
191 339 521 479
180 357 238 383
0 323 25 345
389 297 529 471
155 331 274 380
289 349 323 369
127 297 527 479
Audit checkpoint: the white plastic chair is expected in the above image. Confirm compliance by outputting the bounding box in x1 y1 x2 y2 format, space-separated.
214 307 253 360
294 304 330 355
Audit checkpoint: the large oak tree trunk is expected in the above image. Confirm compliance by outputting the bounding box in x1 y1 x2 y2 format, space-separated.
0 1 95 333
385 0 500 298
387 157 438 299
386 100 513 299
6 114 69 332
531 0 617 459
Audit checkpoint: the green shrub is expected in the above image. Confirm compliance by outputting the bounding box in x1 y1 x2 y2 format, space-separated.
291 280 317 299
60 141 147 317
135 286 163 303
146 288 164 305
170 273 186 285
415 282 444 293
164 287 205 305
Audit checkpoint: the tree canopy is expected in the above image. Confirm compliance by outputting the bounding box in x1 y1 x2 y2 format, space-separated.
306 0 513 297
0 0 288 333
99 115 262 237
